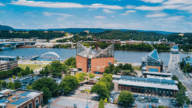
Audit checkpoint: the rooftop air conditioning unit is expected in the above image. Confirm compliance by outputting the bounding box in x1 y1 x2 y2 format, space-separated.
12 97 16 100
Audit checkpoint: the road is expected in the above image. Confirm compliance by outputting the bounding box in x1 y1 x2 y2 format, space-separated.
50 33 73 43
169 53 192 100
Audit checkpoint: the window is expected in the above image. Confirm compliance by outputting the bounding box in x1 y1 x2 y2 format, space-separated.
24 106 27 108
36 99 39 108
29 103 32 108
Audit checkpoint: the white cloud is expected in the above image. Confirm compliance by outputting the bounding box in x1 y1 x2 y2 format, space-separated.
10 0 124 10
155 16 185 21
0 10 5 13
135 4 181 11
89 3 123 10
42 12 73 17
126 5 135 9
120 10 136 15
141 0 164 3
22 23 25 26
135 5 163 11
95 16 107 19
163 0 192 5
0 2 5 6
146 13 168 17
103 9 115 13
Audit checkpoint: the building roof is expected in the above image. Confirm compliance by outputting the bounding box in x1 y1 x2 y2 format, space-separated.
147 49 159 61
184 57 192 64
113 75 177 85
0 89 42 108
0 56 16 59
116 80 178 91
173 46 178 49
143 71 172 76
76 42 114 58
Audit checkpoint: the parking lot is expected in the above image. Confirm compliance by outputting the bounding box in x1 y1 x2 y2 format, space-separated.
111 92 175 108
50 84 131 108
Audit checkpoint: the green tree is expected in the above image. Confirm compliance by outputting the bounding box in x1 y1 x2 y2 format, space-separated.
25 66 31 75
75 72 87 82
26 85 33 90
17 73 22 78
59 75 79 93
2 81 6 88
44 66 49 76
89 73 95 79
113 67 120 75
13 75 16 79
14 82 21 89
184 63 191 73
172 75 179 81
104 98 108 103
16 56 20 60
158 106 165 108
39 70 45 76
7 82 15 90
99 99 104 108
175 90 187 107
65 57 76 68
41 86 51 103
21 70 27 76
32 77 59 96
118 90 134 106
91 82 109 100
186 98 191 105
30 69 34 74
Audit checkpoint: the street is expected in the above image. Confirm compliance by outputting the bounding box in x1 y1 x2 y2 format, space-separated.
169 53 192 100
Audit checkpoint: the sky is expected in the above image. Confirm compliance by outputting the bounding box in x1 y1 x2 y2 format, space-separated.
0 0 192 32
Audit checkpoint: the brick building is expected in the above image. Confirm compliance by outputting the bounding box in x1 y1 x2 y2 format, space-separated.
76 43 114 74
113 75 178 97
0 89 43 108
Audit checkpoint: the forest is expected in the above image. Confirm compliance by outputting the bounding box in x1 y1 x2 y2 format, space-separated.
0 30 65 39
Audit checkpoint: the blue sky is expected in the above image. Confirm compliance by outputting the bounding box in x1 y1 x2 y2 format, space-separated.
0 0 192 32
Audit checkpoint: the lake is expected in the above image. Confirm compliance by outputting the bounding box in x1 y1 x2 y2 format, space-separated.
0 48 191 66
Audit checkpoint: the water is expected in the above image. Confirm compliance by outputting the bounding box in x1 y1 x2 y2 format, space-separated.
0 48 191 66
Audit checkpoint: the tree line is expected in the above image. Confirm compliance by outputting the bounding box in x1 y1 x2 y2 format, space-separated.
0 30 66 39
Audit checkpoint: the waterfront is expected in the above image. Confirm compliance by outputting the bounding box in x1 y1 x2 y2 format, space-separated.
0 48 191 66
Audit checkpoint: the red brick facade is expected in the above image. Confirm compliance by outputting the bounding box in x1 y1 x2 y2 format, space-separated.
76 55 114 73
20 93 43 108
91 57 114 73
76 55 88 72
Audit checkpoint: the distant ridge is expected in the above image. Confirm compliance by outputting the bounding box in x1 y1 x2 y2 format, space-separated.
16 28 174 35
0 25 14 30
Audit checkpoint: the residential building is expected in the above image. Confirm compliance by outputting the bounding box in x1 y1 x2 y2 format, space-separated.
126 40 143 44
0 56 18 71
142 49 163 73
0 89 43 108
84 30 89 34
99 39 121 44
76 43 114 74
113 75 179 97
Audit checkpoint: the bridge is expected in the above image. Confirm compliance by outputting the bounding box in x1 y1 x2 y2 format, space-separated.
39 52 61 61
0 41 36 50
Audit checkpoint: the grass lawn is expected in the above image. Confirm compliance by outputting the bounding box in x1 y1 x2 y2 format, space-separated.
18 64 47 70
133 66 141 71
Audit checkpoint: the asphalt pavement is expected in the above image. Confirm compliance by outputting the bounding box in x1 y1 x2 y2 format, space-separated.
169 53 192 100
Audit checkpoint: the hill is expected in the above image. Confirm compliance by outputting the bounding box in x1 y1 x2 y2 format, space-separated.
16 28 174 35
0 25 14 30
